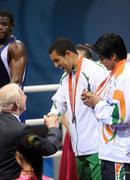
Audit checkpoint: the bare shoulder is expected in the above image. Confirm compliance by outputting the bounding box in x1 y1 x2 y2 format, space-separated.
8 40 26 55
8 39 27 63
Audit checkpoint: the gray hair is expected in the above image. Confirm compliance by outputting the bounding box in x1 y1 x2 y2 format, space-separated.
0 83 20 111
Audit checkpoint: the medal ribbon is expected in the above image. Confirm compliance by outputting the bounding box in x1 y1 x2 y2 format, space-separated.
96 60 126 96
69 56 83 123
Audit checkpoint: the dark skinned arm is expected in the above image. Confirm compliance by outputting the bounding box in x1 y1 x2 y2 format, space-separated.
8 41 27 85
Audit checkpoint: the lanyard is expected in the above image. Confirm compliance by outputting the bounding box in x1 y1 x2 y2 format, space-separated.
96 72 112 96
68 56 83 123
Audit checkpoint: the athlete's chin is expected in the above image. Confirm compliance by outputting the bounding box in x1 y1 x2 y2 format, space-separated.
0 35 5 39
64 69 71 73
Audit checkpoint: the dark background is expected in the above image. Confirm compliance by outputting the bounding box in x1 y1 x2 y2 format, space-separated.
0 0 130 119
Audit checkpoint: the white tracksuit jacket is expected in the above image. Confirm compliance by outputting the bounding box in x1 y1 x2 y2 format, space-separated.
50 58 107 156
95 60 130 163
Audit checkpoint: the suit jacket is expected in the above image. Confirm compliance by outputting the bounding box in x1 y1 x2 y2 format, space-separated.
0 112 61 180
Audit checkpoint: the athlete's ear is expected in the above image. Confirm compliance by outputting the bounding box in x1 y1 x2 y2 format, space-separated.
66 50 71 55
10 22 15 32
111 53 118 61
65 50 73 58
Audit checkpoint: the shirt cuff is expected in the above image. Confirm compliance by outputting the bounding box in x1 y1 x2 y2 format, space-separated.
94 100 108 118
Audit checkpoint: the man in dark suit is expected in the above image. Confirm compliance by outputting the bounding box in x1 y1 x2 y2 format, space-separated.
0 83 61 180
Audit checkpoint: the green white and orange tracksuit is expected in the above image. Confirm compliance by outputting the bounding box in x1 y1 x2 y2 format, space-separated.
49 57 107 180
95 60 130 179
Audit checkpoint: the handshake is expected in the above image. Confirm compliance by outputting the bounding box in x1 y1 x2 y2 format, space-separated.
43 114 59 129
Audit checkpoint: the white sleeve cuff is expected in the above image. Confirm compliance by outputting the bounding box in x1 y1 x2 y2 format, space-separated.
94 100 108 119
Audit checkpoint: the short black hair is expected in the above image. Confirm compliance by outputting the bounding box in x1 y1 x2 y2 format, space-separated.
75 44 94 59
0 10 14 25
95 33 127 60
49 37 78 56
